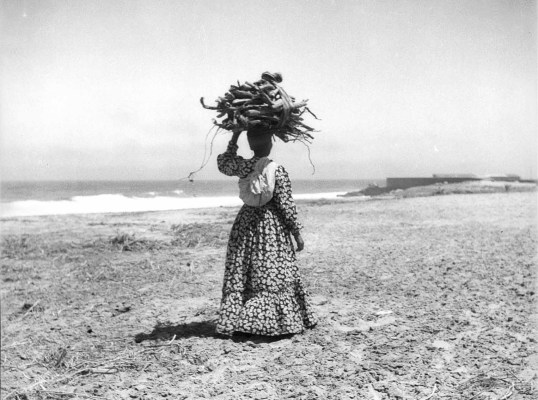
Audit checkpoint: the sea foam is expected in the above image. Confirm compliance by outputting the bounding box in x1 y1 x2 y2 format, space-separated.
0 192 346 217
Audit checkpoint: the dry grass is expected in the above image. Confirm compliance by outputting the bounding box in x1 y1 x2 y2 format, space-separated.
170 223 231 248
1 221 233 259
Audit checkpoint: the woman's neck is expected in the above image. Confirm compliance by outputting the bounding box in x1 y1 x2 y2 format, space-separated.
253 150 270 158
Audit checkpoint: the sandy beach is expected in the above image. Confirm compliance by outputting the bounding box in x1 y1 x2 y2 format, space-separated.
1 191 536 399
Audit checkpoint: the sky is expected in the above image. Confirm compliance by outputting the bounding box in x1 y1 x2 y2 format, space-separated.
1 0 536 181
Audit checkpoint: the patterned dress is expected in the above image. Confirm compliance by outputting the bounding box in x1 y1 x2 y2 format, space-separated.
216 141 318 336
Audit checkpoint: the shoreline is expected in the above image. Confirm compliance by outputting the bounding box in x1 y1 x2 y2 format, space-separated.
0 191 349 219
2 177 535 219
1 180 536 219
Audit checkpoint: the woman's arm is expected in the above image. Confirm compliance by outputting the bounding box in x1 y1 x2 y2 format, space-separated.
217 132 248 177
273 166 304 250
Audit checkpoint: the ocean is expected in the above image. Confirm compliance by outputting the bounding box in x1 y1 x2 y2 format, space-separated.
0 179 383 217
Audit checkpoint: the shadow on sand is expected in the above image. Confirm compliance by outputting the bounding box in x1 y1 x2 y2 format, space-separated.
134 320 294 344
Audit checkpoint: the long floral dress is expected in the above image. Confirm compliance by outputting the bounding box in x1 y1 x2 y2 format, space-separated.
216 141 317 336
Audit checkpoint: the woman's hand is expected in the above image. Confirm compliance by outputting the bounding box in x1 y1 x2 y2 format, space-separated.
294 233 304 252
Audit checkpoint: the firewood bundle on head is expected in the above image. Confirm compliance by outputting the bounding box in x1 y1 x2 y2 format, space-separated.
200 72 318 143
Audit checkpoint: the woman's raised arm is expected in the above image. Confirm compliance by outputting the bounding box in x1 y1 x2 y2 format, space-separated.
217 132 248 177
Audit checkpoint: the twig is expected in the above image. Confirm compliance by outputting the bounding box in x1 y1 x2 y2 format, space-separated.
141 362 152 372
35 390 76 398
469 391 486 400
498 382 515 400
36 390 101 400
1 341 29 350
88 366 118 374
168 273 178 290
4 367 88 399
420 385 438 400
186 126 221 181
506 370 522 382
21 300 41 319
299 140 316 175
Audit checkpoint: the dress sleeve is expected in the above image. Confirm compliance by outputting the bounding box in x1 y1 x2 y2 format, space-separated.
217 141 248 177
273 165 303 236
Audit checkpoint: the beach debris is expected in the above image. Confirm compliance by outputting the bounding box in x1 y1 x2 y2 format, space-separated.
333 315 397 333
42 347 69 369
109 232 139 251
108 232 163 252
200 71 319 143
113 303 132 316
20 300 44 317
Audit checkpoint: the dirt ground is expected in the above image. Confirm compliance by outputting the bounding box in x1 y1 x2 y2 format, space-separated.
1 191 537 399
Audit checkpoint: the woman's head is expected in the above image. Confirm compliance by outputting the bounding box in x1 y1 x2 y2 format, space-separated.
247 126 273 156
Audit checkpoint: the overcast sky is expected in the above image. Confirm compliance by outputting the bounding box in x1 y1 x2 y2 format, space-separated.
1 0 536 181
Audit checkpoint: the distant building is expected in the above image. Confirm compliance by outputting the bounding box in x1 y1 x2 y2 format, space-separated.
433 173 479 179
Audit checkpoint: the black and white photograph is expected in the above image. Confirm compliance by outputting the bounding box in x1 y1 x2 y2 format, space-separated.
1 0 536 399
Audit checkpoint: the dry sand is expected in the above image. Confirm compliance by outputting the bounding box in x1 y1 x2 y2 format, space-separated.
1 191 537 399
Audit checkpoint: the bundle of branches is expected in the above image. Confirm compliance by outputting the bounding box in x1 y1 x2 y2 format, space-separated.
200 72 318 143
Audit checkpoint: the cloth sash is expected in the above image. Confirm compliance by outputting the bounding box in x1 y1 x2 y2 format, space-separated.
238 158 277 207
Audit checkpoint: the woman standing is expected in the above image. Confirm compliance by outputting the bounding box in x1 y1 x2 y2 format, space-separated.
216 127 317 337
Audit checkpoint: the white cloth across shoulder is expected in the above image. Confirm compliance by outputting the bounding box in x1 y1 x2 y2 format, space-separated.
238 157 278 207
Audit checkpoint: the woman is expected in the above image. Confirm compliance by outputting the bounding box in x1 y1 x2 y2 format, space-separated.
216 127 317 337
